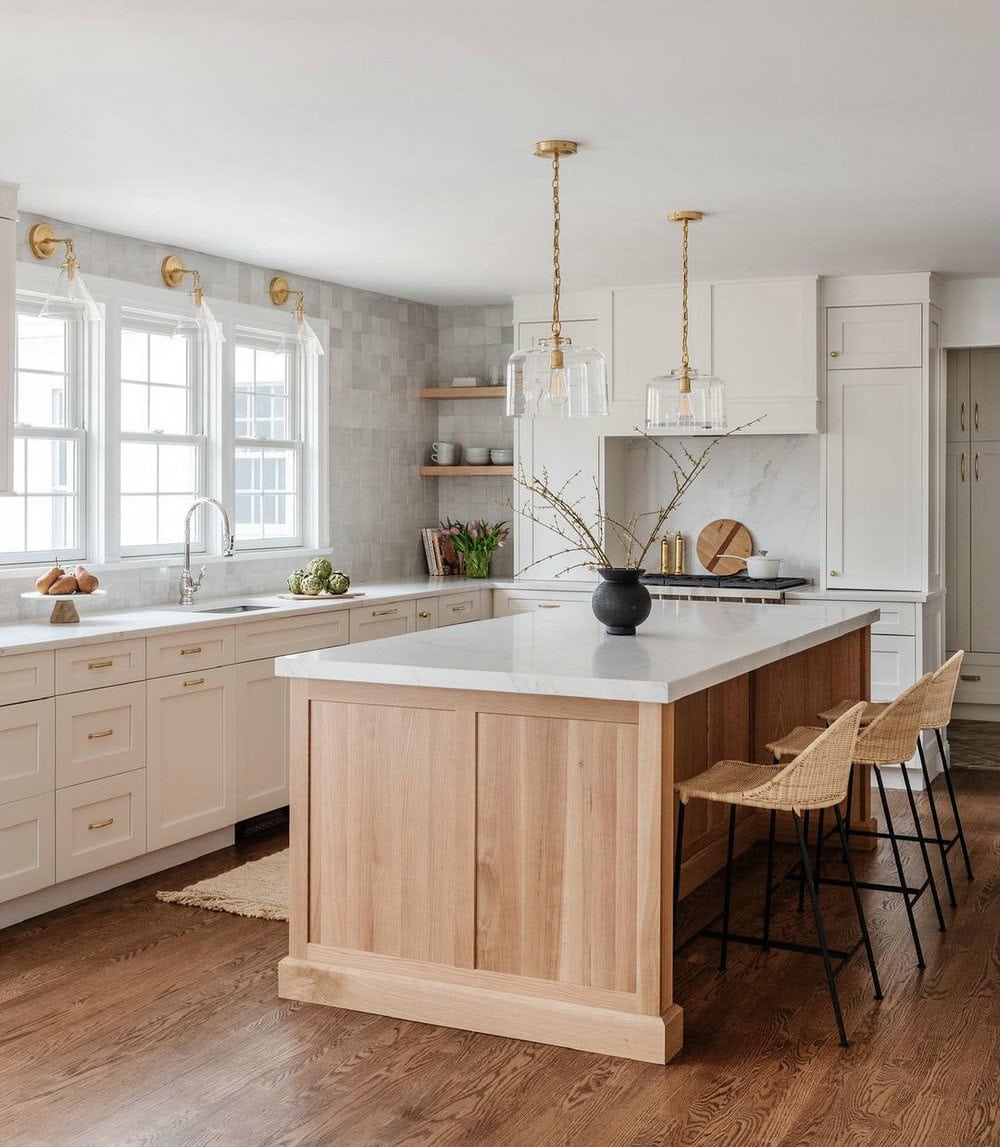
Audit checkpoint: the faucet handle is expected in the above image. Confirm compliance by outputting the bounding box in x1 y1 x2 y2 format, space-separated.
194 564 207 588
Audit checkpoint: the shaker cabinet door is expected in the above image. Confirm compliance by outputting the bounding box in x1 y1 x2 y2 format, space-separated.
970 443 1000 652
970 348 1000 441
233 658 289 822
945 441 971 653
827 304 922 370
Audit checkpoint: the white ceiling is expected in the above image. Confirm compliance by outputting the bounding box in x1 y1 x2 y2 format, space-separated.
4 1 999 304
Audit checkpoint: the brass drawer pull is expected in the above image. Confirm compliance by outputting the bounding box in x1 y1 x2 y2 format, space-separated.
961 452 966 482
450 604 467 612
975 402 980 431
88 817 114 831
960 674 981 682
182 677 205 687
975 452 981 482
372 608 398 618
829 350 839 358
87 659 113 670
536 603 561 609
961 401 966 431
418 611 431 619
179 646 202 656
87 728 114 740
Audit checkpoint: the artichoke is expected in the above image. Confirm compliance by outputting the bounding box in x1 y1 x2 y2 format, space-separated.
327 571 350 595
287 570 305 594
307 557 333 580
300 573 326 596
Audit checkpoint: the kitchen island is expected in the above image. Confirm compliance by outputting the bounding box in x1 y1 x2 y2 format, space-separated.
275 599 878 1064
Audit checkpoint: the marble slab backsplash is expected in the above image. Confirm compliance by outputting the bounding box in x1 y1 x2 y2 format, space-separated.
623 434 822 581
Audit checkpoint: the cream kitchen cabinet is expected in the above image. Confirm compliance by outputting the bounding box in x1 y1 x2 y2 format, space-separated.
969 442 1000 652
233 658 288 822
0 698 55 806
436 589 484 626
0 650 54 707
827 304 922 370
55 769 147 882
970 348 1000 441
0 181 16 495
146 666 236 850
349 600 417 643
415 599 439 630
945 440 972 652
947 349 971 441
0 792 54 902
55 682 145 788
492 588 593 616
55 638 145 694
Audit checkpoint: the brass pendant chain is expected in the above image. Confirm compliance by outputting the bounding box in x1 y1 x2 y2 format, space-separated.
680 216 690 384
551 150 561 341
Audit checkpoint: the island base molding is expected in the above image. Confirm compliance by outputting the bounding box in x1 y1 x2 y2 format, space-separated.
279 956 684 1065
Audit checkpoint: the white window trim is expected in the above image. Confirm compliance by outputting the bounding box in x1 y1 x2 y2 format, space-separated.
10 263 330 568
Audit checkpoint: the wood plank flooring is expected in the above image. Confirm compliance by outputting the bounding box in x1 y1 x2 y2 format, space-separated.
1 767 998 1146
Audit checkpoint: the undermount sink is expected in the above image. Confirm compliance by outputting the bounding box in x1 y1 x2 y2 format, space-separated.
194 604 278 614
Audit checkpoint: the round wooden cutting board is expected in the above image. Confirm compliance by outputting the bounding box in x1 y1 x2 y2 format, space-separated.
696 518 753 575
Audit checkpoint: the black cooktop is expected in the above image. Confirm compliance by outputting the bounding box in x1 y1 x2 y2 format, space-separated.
641 573 810 591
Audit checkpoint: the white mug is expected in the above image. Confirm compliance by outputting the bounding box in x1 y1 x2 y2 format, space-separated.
432 441 458 465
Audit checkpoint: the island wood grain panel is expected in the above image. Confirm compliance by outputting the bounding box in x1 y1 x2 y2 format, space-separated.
475 713 639 992
307 699 474 967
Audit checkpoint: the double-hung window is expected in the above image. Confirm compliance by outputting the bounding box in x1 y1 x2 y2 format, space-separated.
0 298 86 564
232 332 302 548
118 311 205 555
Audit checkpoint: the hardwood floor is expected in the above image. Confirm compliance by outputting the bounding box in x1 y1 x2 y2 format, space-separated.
1 766 997 1146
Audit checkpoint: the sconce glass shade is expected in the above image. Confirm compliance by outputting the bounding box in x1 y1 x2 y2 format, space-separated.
173 297 225 346
645 368 727 432
506 338 609 418
39 266 102 324
278 313 325 358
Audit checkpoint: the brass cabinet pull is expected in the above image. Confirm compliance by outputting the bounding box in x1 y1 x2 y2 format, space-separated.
418 610 431 619
829 570 840 577
182 677 205 687
450 604 467 612
960 673 981 682
961 401 966 431
179 646 202 656
536 603 561 609
88 817 114 830
829 350 839 358
87 659 113 670
975 452 981 482
975 402 980 431
372 608 398 618
87 728 114 740
961 452 967 482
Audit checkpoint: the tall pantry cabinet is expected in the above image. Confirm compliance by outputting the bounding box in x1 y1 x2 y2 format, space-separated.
946 348 1000 710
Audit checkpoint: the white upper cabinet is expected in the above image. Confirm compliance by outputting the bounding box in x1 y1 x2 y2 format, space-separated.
827 304 922 370
0 182 16 495
970 347 1000 441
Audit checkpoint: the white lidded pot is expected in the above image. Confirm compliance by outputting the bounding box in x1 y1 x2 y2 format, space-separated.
746 554 781 579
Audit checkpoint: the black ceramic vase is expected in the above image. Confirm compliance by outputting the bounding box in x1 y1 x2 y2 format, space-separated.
591 568 652 636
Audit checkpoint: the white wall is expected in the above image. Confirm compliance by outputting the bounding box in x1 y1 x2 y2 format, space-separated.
622 434 822 580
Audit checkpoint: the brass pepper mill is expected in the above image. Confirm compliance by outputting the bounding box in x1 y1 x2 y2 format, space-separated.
673 531 685 575
660 537 672 575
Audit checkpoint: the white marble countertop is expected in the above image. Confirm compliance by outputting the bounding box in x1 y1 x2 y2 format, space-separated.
0 577 496 656
276 598 879 704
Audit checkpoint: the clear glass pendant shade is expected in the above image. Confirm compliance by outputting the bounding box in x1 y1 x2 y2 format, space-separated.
277 312 325 358
506 338 609 418
645 368 727 431
173 297 225 346
39 266 102 324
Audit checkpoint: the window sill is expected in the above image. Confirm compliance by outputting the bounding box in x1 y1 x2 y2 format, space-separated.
0 546 332 582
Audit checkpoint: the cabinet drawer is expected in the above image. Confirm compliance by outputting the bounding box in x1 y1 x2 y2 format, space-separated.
0 699 55 806
437 590 482 627
56 682 146 788
0 651 55 706
349 600 417 643
952 660 1000 706
821 599 916 637
415 599 439 631
55 639 145 694
55 769 146 882
0 793 55 903
146 626 234 678
493 589 591 617
870 635 918 703
234 611 349 661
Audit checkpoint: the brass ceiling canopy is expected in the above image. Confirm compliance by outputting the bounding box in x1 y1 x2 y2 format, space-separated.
532 140 578 159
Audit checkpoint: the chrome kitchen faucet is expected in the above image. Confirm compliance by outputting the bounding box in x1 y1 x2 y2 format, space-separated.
179 498 235 605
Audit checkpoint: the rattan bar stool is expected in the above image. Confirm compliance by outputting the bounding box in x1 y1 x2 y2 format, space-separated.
817 651 973 905
767 674 944 969
674 704 882 1048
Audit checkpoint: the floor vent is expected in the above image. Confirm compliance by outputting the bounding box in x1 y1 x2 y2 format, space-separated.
235 806 289 843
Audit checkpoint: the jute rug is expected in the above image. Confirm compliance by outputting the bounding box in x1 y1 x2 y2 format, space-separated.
157 848 289 921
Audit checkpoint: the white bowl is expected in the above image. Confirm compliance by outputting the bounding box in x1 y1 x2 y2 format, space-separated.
464 448 491 464
489 449 514 465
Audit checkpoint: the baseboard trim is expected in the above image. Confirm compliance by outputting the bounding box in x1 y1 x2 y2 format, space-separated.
0 827 235 929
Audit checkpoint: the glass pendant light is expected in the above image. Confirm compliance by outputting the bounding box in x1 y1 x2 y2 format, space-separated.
645 211 727 432
160 256 226 346
27 226 102 323
506 141 608 419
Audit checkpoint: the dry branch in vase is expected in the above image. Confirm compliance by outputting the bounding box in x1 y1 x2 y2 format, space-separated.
503 421 760 576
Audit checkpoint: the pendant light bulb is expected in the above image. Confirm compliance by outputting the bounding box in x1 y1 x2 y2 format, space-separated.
506 141 609 419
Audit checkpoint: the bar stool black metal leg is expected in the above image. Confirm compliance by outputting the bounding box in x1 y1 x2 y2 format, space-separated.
844 762 855 836
720 804 737 972
813 807 826 892
875 767 925 968
793 810 848 1048
918 738 957 906
834 805 883 1001
936 727 974 881
797 809 810 911
763 809 776 950
900 759 946 932
673 799 686 929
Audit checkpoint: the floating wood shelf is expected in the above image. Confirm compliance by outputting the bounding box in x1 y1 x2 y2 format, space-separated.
418 387 506 400
419 465 514 477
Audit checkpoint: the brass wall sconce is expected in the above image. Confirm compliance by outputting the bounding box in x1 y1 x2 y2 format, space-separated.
28 223 101 320
268 276 325 357
160 254 224 344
